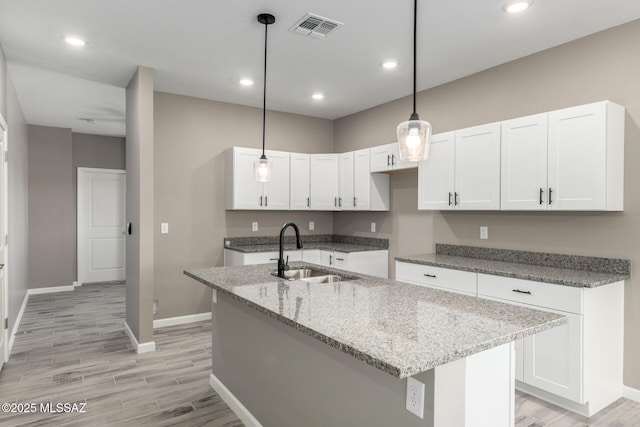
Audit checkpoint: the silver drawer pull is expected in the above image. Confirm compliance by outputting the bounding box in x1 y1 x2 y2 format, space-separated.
336 258 345 261
512 289 532 295
269 258 279 261
424 274 437 278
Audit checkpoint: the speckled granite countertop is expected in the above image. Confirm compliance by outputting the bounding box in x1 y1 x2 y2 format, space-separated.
224 234 388 254
396 244 631 288
184 262 565 379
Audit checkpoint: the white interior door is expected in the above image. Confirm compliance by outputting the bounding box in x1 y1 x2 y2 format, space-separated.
78 168 126 284
0 113 7 371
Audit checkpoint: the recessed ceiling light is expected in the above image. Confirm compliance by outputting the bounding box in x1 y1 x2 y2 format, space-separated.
312 93 324 100
381 61 398 70
503 0 533 14
239 78 254 86
64 36 88 47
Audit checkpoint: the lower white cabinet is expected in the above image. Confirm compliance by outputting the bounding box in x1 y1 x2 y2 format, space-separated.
395 261 476 296
226 248 389 278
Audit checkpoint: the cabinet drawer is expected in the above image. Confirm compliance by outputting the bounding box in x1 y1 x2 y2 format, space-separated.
477 273 583 314
395 262 477 295
243 250 302 265
332 251 349 269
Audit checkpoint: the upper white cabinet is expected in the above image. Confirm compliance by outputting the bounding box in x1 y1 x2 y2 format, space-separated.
353 149 389 211
501 114 549 210
502 101 624 211
418 124 501 211
370 142 415 173
290 152 311 210
339 152 355 211
226 147 290 210
310 154 340 210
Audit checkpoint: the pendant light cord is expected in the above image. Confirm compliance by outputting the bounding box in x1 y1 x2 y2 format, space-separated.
262 20 268 157
412 0 417 116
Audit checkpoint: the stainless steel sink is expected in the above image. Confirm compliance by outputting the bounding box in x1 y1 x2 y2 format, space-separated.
281 268 328 280
299 274 344 284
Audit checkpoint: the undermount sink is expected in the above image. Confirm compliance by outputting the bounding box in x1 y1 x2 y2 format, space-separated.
273 268 351 283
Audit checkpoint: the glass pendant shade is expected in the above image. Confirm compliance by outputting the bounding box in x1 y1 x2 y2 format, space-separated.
397 117 432 161
255 155 272 182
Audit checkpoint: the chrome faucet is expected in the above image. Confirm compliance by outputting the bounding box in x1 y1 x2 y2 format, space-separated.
277 222 303 278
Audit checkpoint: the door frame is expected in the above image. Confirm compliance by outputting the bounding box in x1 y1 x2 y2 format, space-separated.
0 112 8 368
77 167 126 286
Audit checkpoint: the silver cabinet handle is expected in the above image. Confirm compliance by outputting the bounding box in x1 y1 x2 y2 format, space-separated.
307 197 310 207
329 255 333 265
387 154 391 166
448 192 452 206
454 192 459 206
265 196 268 207
548 188 553 205
424 274 437 278
336 258 345 261
391 154 396 165
512 289 532 295
353 197 357 207
269 258 279 261
339 197 342 207
260 196 263 206
539 188 544 205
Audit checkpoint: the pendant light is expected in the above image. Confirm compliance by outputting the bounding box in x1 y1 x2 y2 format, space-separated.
397 0 432 162
255 13 276 182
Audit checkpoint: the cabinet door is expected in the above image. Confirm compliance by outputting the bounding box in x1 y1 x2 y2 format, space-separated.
290 153 310 210
339 152 355 211
333 252 349 269
523 311 583 403
353 149 371 210
369 144 393 172
319 250 333 266
310 154 339 210
501 114 549 210
418 132 455 210
455 123 501 210
262 150 290 210
548 103 607 210
228 147 263 209
302 249 321 264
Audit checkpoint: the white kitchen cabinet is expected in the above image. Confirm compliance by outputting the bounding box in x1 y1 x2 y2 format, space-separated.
369 142 415 173
477 273 623 417
395 261 477 296
224 249 302 266
290 152 310 210
501 113 549 210
225 147 290 210
418 124 500 211
455 123 501 210
352 149 390 211
501 101 625 211
310 154 340 210
338 152 354 211
418 132 455 210
301 249 321 264
547 101 624 211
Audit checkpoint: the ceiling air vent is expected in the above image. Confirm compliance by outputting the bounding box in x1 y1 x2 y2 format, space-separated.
290 13 343 39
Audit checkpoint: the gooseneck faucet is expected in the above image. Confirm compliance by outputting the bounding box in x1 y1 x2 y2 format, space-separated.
277 222 303 278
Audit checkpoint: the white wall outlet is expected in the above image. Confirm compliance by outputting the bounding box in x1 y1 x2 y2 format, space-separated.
212 289 217 304
225 240 231 245
406 377 425 418
309 221 315 231
480 226 488 240
160 223 169 234
371 222 376 233
252 222 258 232
153 300 158 315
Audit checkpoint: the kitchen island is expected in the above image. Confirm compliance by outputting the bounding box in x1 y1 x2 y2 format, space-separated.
185 262 566 427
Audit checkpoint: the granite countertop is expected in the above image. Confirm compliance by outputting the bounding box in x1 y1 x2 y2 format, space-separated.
184 262 566 379
224 234 389 254
395 244 631 288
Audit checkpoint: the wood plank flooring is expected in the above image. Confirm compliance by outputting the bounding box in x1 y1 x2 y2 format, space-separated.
0 282 242 426
0 281 638 426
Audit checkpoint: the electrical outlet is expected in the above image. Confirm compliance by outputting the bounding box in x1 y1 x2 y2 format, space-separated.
252 222 258 232
212 289 217 304
309 221 315 231
371 222 376 233
406 377 425 418
160 223 169 234
153 300 158 315
480 226 488 240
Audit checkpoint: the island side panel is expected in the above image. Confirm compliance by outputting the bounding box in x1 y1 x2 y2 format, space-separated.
210 293 438 427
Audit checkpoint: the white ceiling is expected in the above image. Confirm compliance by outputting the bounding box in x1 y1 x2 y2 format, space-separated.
1 0 639 137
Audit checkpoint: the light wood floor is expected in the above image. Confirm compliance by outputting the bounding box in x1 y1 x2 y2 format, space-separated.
0 282 242 426
0 282 638 426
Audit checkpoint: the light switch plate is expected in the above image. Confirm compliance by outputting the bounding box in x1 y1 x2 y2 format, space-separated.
309 221 315 231
252 222 258 232
160 223 169 234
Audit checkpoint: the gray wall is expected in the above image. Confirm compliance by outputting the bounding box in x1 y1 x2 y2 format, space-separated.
1 44 29 334
125 66 154 344
153 92 334 320
333 20 640 389
71 132 125 279
27 125 74 289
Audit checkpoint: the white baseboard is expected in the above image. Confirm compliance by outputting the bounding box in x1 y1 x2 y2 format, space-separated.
624 386 640 403
153 312 211 329
124 321 156 354
210 373 262 427
28 285 75 295
8 291 29 356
